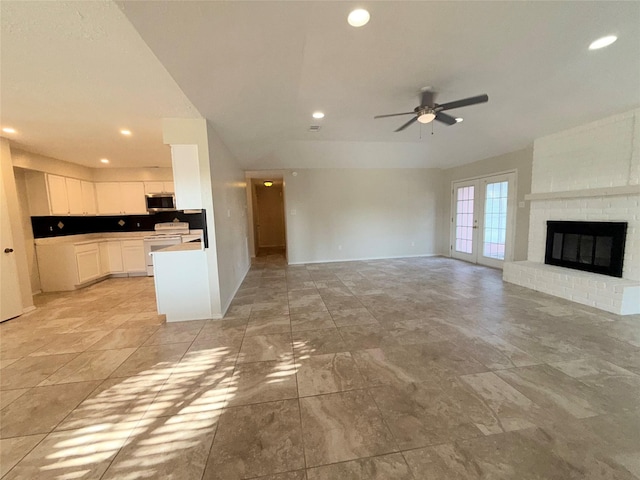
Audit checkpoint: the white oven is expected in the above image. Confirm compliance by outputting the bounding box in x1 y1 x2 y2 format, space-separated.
143 235 182 276
143 222 193 276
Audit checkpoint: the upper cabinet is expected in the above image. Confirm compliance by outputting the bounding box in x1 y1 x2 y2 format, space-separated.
144 181 174 194
25 171 173 217
25 172 97 216
81 181 97 215
96 182 146 215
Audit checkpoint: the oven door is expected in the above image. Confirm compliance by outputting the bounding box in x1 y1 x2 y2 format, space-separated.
143 236 182 276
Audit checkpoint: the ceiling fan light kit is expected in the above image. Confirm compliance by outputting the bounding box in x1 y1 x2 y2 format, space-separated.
374 90 489 132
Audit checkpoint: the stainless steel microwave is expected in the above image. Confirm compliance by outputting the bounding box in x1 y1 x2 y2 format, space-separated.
145 194 176 212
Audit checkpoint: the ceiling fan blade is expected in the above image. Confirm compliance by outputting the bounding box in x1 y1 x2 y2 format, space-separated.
435 112 457 125
420 90 435 107
437 94 488 111
394 116 418 132
374 112 415 119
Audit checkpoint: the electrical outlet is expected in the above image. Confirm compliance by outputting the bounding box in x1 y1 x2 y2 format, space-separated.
411 241 415 247
290 209 297 216
338 245 342 250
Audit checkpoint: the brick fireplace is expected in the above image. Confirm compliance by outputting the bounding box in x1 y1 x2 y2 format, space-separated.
503 109 640 315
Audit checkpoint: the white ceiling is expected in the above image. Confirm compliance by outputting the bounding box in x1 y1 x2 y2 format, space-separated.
0 1 199 168
2 1 639 170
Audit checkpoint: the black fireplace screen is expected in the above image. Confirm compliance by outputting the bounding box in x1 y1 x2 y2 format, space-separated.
545 221 627 277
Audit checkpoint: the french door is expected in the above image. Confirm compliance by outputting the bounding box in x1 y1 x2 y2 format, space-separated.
451 172 516 268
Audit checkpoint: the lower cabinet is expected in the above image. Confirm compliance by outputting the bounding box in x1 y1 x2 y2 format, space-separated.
36 237 148 292
99 241 124 275
75 244 101 284
121 240 146 274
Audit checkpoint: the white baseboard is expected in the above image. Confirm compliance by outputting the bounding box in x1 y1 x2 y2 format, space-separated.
219 262 251 317
288 253 439 266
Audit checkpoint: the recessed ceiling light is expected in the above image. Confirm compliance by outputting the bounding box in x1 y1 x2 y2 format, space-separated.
455 117 463 123
589 35 617 50
348 8 370 27
2 127 16 134
100 158 110 164
263 181 274 187
120 129 132 136
312 112 325 119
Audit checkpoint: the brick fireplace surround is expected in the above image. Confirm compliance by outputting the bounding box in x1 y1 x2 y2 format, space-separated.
504 109 640 315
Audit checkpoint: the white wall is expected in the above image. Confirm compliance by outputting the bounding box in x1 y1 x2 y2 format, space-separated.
527 109 640 281
0 139 34 311
439 147 533 260
285 168 441 264
12 148 173 183
13 168 41 293
207 122 250 312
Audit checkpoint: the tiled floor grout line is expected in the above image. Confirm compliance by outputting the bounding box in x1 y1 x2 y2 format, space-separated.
286 269 310 476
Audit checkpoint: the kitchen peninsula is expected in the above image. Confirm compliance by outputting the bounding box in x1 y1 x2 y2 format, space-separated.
151 241 212 322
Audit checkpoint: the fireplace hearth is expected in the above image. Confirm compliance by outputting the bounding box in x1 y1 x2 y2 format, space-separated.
545 221 627 278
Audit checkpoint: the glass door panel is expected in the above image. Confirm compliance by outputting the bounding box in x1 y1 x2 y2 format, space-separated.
451 180 478 263
482 180 508 260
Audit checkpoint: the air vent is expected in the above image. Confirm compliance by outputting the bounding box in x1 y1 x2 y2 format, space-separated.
309 125 321 132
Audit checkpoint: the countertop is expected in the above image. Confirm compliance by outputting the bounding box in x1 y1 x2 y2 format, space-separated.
35 232 149 246
34 230 203 247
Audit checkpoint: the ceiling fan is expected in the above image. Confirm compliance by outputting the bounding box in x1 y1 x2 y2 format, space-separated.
374 90 489 132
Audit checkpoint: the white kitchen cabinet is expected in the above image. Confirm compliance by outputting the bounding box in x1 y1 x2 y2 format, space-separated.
96 182 146 215
107 241 124 273
37 241 103 291
120 183 147 214
75 243 101 284
36 236 145 292
81 181 97 215
25 171 99 216
99 240 124 275
144 181 174 194
95 183 122 215
47 174 69 215
66 178 83 215
99 242 110 276
121 239 146 274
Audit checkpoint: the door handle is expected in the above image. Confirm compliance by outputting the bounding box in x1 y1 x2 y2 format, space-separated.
4 248 14 253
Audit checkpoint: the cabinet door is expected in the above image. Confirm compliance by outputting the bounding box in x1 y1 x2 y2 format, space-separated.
121 240 146 273
120 183 147 214
144 181 164 194
66 178 83 215
47 174 69 215
81 181 97 215
75 244 101 284
163 181 175 193
107 241 124 273
98 242 110 275
95 183 123 215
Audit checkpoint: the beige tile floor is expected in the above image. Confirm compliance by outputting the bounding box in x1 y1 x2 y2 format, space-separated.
1 254 639 479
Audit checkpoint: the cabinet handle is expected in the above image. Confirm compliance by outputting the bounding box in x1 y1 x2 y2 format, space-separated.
4 248 14 253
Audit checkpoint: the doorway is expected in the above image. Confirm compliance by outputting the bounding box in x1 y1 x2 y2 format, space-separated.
252 179 286 257
450 172 516 268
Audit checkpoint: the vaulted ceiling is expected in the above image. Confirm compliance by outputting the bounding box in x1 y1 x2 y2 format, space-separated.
2 1 639 170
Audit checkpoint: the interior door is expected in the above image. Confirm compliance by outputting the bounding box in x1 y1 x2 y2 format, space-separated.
451 172 516 268
1 176 23 321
